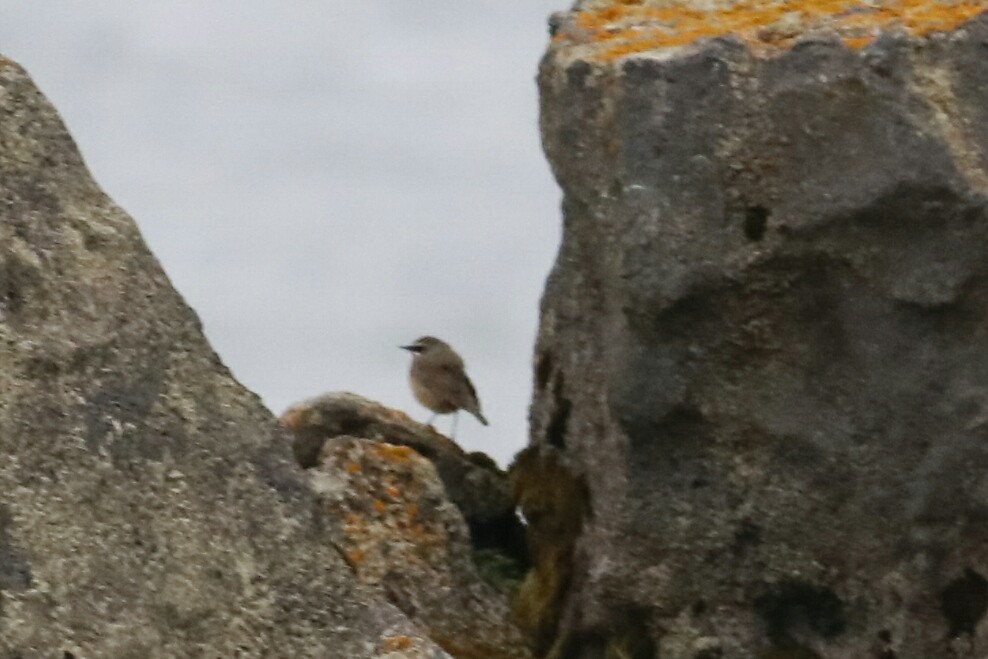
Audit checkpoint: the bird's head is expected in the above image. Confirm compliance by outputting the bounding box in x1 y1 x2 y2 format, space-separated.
400 336 447 357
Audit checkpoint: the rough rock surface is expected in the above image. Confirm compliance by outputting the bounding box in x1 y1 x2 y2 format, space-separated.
530 3 988 658
0 57 447 657
311 436 532 659
281 392 527 565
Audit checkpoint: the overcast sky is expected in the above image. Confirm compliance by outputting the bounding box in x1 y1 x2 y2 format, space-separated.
0 2 565 465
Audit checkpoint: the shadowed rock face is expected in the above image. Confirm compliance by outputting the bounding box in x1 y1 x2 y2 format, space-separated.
531 7 988 659
0 57 445 657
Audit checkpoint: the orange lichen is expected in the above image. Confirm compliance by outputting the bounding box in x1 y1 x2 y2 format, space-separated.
345 548 366 567
405 503 419 520
384 484 401 499
383 408 415 424
381 635 414 652
408 522 430 543
371 443 415 462
345 461 361 474
554 0 988 60
278 407 305 430
373 498 387 514
843 35 873 48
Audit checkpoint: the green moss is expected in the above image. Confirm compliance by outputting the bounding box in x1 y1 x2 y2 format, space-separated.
604 619 656 659
472 548 526 596
508 446 591 657
541 613 656 659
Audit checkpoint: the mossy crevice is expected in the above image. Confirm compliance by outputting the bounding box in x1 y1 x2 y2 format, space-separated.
547 610 657 659
509 447 592 657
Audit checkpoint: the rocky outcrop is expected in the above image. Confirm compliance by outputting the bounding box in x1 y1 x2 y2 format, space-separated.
281 393 532 658
312 435 532 659
0 57 445 657
282 392 527 566
530 2 988 658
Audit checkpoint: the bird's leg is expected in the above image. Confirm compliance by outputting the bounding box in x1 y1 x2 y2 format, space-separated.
451 411 459 440
425 413 436 427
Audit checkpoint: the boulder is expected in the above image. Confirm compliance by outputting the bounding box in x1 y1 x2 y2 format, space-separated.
529 2 988 657
281 392 527 566
0 56 445 657
312 435 532 659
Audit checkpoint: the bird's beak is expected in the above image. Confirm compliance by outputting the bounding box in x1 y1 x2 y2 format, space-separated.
400 345 415 352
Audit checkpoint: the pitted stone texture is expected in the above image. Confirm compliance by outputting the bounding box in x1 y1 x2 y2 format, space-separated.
531 14 988 659
313 436 531 659
0 56 443 657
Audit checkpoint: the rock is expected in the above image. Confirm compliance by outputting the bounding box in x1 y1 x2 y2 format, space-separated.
529 2 988 658
281 392 527 567
312 435 532 659
0 56 446 657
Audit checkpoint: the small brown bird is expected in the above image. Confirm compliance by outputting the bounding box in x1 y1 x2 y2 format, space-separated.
401 336 488 438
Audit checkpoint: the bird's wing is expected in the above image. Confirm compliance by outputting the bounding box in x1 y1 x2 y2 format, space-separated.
435 362 465 390
434 363 474 403
440 364 486 424
464 375 488 424
464 374 479 404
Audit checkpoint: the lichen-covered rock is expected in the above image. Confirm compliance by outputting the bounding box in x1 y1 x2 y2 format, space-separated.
312 435 532 659
281 392 527 565
0 56 446 657
530 3 988 658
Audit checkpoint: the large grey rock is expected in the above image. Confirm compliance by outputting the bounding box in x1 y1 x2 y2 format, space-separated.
0 57 445 657
529 5 988 658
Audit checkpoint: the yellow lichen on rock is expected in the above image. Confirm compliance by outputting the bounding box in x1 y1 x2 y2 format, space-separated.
553 0 988 59
313 436 533 659
370 443 415 463
380 635 413 652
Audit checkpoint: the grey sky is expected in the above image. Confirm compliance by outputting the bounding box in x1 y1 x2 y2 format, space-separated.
0 2 564 465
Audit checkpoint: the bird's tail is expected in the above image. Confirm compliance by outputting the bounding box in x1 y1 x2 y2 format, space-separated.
472 409 489 426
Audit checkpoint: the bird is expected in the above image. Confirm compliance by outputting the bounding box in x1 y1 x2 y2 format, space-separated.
400 336 488 439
